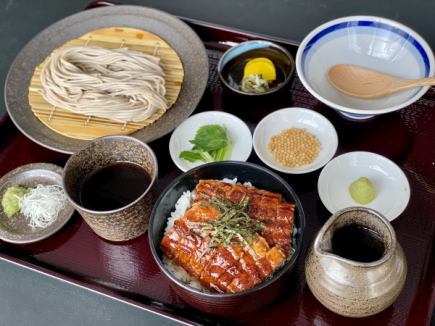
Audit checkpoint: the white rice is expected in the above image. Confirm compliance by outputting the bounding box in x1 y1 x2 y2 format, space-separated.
164 190 193 234
221 177 238 185
222 177 252 187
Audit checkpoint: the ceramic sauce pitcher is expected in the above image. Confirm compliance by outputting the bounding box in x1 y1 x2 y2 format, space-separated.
305 207 407 317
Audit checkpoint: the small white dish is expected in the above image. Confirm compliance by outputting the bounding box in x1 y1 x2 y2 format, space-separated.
253 107 338 174
169 111 253 172
318 151 410 221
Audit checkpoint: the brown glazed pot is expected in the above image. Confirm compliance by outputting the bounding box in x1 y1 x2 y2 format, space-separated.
148 161 305 315
305 207 407 318
63 135 157 241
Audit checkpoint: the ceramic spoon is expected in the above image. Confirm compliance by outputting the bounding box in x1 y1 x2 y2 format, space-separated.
327 64 435 99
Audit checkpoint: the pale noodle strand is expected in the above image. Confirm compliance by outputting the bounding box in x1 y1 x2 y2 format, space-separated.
39 46 168 122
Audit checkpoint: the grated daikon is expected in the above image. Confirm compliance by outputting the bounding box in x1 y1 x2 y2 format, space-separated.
19 184 67 228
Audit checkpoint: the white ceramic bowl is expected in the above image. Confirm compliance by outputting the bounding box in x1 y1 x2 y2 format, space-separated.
253 107 338 174
169 111 253 172
318 151 410 221
296 16 435 119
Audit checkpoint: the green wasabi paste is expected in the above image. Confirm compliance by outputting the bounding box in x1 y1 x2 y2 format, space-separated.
1 186 29 218
349 177 377 205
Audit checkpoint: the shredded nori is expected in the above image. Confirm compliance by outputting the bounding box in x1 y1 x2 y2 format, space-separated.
187 196 265 252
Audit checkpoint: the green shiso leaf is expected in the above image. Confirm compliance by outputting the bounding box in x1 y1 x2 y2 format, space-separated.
179 124 233 163
189 125 229 151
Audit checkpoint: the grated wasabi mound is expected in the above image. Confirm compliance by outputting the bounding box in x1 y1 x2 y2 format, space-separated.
1 186 29 218
349 177 377 205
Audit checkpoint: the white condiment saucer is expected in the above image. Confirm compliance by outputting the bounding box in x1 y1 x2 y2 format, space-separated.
318 151 411 221
253 107 338 174
169 111 253 172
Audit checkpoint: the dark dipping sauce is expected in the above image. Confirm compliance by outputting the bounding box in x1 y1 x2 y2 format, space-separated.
331 224 385 263
79 162 150 211
221 48 292 92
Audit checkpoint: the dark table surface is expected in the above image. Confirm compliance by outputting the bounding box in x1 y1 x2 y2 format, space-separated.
1 1 435 325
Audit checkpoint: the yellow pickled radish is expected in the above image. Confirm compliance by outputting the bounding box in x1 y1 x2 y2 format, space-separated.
243 57 276 81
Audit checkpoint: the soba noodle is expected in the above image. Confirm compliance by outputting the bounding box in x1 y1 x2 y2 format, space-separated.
39 46 168 123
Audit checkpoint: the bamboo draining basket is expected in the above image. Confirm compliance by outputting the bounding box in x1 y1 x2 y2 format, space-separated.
28 27 184 140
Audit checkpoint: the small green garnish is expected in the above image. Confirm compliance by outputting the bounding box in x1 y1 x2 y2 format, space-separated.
1 186 29 218
187 197 265 252
349 177 377 205
179 124 233 163
179 150 214 163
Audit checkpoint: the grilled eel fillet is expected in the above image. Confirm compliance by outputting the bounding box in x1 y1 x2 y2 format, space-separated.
195 180 295 252
161 180 295 293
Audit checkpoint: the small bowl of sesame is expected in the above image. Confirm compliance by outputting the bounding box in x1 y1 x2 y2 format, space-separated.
253 107 338 174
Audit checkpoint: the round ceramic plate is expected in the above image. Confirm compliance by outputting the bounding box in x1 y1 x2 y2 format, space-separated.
5 5 208 154
253 107 338 174
318 151 411 221
169 111 253 172
0 163 75 244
